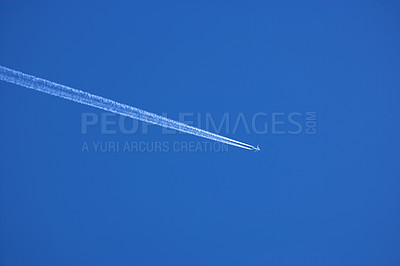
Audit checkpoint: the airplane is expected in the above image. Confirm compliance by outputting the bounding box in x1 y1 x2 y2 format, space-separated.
253 145 261 152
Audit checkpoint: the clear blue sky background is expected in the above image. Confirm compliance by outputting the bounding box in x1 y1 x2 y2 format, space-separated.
1 1 399 265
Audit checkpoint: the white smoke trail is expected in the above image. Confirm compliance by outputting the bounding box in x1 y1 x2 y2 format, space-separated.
0 65 259 151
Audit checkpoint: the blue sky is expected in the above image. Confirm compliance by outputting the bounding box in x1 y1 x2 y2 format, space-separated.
1 1 399 265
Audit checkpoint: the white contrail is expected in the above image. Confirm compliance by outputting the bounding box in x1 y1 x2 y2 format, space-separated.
0 65 260 151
